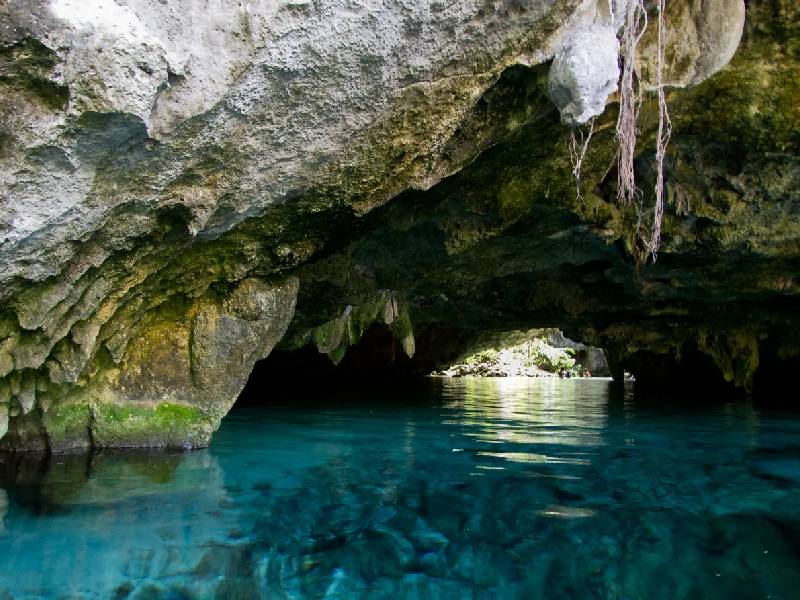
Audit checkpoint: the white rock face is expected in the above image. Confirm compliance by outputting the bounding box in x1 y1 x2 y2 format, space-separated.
547 23 620 126
2 0 604 289
0 0 745 286
637 0 746 89
545 0 747 126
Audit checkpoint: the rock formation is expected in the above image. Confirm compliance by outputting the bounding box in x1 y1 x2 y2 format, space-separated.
1 0 796 450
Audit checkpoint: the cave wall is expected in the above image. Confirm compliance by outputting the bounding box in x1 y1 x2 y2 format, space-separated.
282 0 799 394
0 0 796 450
2 0 601 448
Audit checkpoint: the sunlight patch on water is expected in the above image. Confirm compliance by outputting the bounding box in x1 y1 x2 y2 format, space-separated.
476 451 591 465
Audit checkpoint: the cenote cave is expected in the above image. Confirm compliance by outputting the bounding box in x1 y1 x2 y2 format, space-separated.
1 0 799 598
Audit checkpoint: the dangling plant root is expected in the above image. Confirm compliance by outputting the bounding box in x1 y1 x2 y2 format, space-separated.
616 0 647 207
612 0 672 263
648 0 672 260
569 117 595 202
562 1 672 264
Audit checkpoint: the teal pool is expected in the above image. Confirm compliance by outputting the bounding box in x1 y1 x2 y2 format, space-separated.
1 378 798 598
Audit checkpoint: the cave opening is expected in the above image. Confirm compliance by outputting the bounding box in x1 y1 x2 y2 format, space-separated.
234 321 617 409
235 322 455 408
235 316 800 411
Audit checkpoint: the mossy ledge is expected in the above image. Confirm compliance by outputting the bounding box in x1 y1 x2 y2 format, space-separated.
91 403 212 450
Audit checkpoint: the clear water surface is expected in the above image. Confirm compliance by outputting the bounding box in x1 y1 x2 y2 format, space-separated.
1 378 799 599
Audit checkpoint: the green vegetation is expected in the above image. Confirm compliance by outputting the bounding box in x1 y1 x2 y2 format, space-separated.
465 349 500 365
92 402 212 449
0 38 69 110
98 402 200 424
42 402 91 450
445 334 583 378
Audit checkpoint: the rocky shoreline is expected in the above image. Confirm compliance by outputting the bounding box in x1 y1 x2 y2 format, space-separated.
435 330 609 379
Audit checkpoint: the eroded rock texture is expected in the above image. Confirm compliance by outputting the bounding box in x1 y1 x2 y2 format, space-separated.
0 0 794 450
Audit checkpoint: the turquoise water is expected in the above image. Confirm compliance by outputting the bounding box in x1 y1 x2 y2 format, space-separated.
1 378 799 599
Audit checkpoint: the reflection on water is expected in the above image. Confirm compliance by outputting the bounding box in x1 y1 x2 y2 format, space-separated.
0 378 799 599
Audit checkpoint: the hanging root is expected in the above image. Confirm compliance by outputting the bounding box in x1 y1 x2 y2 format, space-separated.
616 0 647 207
565 0 672 264
569 117 595 201
648 0 672 260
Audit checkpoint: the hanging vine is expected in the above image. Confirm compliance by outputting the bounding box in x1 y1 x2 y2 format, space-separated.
569 117 595 202
648 0 672 260
564 2 672 264
616 0 648 208
614 0 672 263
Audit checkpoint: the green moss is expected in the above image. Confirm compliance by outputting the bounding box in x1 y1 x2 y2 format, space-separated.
92 402 213 449
697 330 761 391
497 177 533 224
99 402 198 423
42 402 91 451
312 318 344 354
393 306 416 358
0 38 69 110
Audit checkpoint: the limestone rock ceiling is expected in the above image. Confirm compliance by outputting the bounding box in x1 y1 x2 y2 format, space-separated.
0 0 796 450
